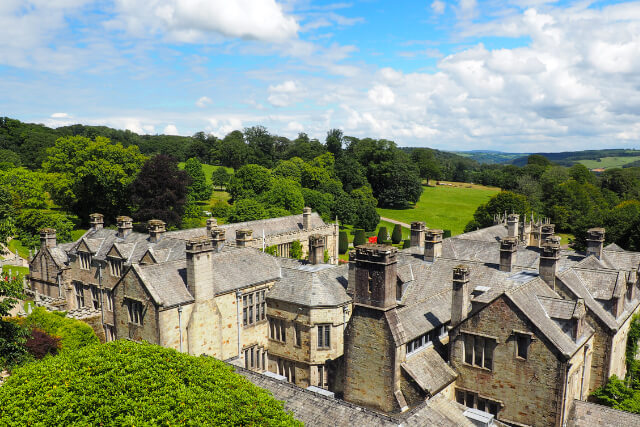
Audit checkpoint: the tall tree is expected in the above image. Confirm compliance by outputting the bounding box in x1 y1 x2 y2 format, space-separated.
211 167 231 190
43 136 146 224
129 155 191 227
325 129 343 156
184 157 212 201
411 148 441 185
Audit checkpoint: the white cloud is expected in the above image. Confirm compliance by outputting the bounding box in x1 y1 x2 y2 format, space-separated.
431 0 446 15
51 112 70 118
268 80 302 107
108 0 299 43
164 124 179 135
196 96 212 108
368 85 395 106
286 121 304 132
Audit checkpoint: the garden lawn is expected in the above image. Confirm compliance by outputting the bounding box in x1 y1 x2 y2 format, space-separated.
7 239 30 259
377 182 500 236
2 265 29 276
178 163 234 187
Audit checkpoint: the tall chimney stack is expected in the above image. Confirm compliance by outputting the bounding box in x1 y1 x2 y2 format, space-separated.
40 228 57 248
586 228 605 260
147 219 166 243
303 207 312 231
499 236 517 272
206 218 218 233
507 214 519 238
116 216 133 239
539 236 561 290
410 221 426 248
186 236 215 301
309 234 325 265
424 229 443 262
235 229 253 247
90 213 104 231
210 228 226 252
451 266 471 327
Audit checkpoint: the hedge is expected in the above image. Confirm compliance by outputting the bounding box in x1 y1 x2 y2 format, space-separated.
377 227 388 243
21 307 99 352
0 340 301 426
338 231 349 254
353 229 366 247
391 224 403 244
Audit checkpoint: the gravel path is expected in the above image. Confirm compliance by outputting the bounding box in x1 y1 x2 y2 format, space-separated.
379 217 411 229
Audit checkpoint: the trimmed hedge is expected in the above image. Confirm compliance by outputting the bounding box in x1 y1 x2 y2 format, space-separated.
402 239 411 249
377 227 388 243
353 229 366 247
21 307 99 352
0 340 301 426
391 224 403 244
339 231 349 254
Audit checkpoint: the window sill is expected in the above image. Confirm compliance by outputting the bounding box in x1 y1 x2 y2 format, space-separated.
462 362 493 372
243 319 267 329
128 322 142 327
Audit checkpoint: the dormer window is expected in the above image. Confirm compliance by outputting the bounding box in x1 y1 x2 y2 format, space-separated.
109 258 123 277
79 252 91 270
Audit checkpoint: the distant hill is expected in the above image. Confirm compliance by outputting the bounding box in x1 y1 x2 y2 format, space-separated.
453 151 527 164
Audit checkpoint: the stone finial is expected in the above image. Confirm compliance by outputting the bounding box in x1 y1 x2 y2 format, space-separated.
89 213 104 231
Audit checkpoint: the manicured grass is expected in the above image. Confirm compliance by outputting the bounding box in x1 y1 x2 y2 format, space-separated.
71 229 87 240
557 233 575 249
2 265 29 276
178 163 234 187
7 239 30 259
337 221 410 261
579 156 640 170
377 182 500 236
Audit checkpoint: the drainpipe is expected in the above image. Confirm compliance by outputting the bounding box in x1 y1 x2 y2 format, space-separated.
57 272 62 299
177 305 183 353
580 344 590 400
559 361 572 426
236 291 243 361
98 264 105 333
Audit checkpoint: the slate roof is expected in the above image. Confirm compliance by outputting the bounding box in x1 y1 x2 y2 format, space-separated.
454 224 508 242
132 260 193 308
236 367 472 427
505 278 594 358
401 347 457 396
567 400 640 427
166 212 329 242
267 265 350 307
211 247 281 295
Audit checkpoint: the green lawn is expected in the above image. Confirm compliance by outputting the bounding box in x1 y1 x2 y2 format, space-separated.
377 183 500 236
71 229 87 240
2 265 29 276
7 239 30 259
178 163 234 187
578 156 640 169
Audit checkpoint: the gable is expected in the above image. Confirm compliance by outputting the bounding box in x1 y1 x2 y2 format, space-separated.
76 239 93 254
140 250 157 265
106 244 125 260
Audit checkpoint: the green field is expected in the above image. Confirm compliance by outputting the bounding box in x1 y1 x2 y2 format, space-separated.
7 239 30 259
377 183 500 236
2 265 29 276
177 163 234 187
578 156 640 169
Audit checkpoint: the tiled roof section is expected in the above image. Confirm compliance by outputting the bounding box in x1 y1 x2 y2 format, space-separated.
604 243 625 251
401 394 474 427
385 309 407 346
236 367 402 426
48 247 69 267
567 400 640 427
208 247 281 295
166 212 329 242
397 263 415 283
573 255 608 270
454 224 508 242
267 265 350 307
132 260 193 308
506 278 594 358
397 292 451 342
538 296 579 320
573 269 621 300
601 249 640 271
401 347 457 396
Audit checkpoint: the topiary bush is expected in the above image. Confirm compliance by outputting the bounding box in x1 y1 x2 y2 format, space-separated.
443 229 452 239
0 340 302 426
22 307 99 352
402 239 411 249
377 227 388 243
353 229 366 247
391 224 403 244
339 231 349 254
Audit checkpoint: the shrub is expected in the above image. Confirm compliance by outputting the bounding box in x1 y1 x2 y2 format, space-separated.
402 239 411 249
377 227 388 243
0 341 301 426
290 240 302 259
210 200 231 219
265 245 277 256
339 231 349 254
324 250 330 263
443 229 452 239
24 328 60 359
353 229 366 247
391 224 403 244
22 307 99 352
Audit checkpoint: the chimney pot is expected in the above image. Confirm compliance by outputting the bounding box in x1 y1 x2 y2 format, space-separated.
89 213 104 231
507 214 520 238
116 216 133 239
40 228 57 248
210 227 226 252
424 229 443 262
303 207 312 231
235 229 253 247
539 238 561 290
147 219 166 243
499 236 517 272
451 265 471 327
309 234 325 265
586 227 605 260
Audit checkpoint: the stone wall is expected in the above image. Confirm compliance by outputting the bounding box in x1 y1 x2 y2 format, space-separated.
158 304 194 352
609 306 640 380
246 224 339 264
113 270 159 343
451 296 568 427
344 305 399 413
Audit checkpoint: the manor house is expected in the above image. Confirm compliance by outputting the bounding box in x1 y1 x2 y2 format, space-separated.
28 212 640 427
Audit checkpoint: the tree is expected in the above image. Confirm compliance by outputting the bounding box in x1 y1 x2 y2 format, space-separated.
219 130 249 170
411 148 441 185
43 136 146 224
339 231 349 254
377 227 388 243
227 199 267 223
368 155 423 208
184 157 212 201
351 186 380 232
0 341 302 426
260 179 305 215
15 209 75 249
211 167 231 190
325 129 343 156
0 274 28 368
227 164 272 201
0 187 15 248
244 125 275 167
353 229 366 247
302 188 334 220
391 224 403 244
129 155 191 227
334 155 367 193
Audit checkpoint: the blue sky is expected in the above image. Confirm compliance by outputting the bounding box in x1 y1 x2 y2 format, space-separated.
2 0 640 152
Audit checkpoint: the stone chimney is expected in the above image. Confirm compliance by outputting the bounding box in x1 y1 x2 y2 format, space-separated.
309 234 325 265
147 219 166 243
572 299 586 341
210 228 226 252
186 236 215 301
540 224 555 245
451 266 471 327
611 271 626 318
40 228 57 248
521 220 532 246
410 221 426 248
353 244 398 310
303 207 312 231
235 229 253 247
586 228 605 260
116 216 133 239
539 236 561 290
499 237 518 272
347 251 356 296
206 218 218 233
89 213 104 231
507 214 520 238
424 229 443 262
